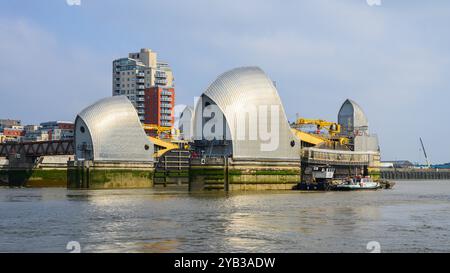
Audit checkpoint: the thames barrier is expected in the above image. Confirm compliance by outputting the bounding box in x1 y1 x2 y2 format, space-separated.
0 67 447 190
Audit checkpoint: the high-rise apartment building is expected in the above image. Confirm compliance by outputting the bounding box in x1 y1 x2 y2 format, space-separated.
144 87 175 127
112 48 175 123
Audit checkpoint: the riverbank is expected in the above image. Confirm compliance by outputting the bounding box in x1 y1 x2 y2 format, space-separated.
381 168 450 180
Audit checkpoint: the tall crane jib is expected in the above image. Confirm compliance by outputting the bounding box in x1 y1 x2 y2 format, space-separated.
420 137 431 168
292 118 350 146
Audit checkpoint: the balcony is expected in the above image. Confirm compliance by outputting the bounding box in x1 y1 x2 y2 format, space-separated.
160 103 172 108
161 122 172 127
160 109 172 114
137 97 145 102
137 72 145 77
155 71 167 78
160 96 172 102
137 85 145 90
155 79 167 85
161 115 172 121
137 79 145 83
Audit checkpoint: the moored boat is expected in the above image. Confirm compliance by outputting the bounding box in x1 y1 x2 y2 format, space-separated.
333 176 380 191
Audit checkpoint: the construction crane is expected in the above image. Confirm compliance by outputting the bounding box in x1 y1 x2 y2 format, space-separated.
141 124 183 158
291 128 328 146
420 137 431 168
294 118 342 136
292 118 349 146
142 124 173 138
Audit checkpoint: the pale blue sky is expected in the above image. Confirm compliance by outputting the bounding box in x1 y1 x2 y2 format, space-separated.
0 0 449 163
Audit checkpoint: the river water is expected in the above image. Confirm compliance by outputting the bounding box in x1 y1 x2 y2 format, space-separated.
1 180 450 253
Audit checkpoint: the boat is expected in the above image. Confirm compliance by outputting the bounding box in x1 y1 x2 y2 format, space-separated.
297 166 336 191
312 166 335 180
333 176 381 191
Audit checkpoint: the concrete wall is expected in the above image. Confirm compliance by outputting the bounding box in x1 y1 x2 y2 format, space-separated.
189 158 300 191
228 166 300 191
381 169 450 180
68 161 154 189
354 135 379 152
0 168 68 187
1 155 70 187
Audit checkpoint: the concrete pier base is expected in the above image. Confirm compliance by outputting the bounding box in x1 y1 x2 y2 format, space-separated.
0 155 71 187
67 161 154 189
189 158 300 191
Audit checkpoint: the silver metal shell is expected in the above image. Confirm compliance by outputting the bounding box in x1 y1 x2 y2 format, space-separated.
338 99 369 135
74 96 154 162
194 67 300 161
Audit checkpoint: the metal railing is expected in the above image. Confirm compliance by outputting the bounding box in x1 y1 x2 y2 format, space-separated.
301 147 378 166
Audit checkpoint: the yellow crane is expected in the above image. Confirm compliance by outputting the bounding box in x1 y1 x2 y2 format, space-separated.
291 129 328 146
142 124 188 158
142 124 173 137
295 118 341 136
293 118 349 146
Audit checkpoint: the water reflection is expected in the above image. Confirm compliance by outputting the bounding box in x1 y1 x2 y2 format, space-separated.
1 181 450 252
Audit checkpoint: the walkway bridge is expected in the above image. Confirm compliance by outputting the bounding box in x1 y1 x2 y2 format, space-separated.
0 140 74 158
301 147 379 166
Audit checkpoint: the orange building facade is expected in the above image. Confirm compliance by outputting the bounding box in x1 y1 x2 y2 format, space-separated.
144 87 175 128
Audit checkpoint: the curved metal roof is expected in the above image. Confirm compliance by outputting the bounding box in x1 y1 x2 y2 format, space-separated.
177 105 194 140
338 99 369 134
195 66 300 161
339 99 369 127
179 105 194 120
75 96 154 162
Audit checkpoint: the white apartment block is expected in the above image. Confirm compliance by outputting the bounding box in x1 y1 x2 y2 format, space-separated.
112 48 175 122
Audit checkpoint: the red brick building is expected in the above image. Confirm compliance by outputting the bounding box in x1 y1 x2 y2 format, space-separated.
3 128 25 142
57 122 75 130
3 128 25 137
144 87 175 127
